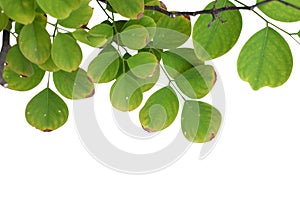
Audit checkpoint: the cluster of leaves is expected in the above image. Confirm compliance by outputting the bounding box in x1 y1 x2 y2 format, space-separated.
0 0 299 143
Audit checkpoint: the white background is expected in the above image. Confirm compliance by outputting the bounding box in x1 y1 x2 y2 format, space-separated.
1 0 300 199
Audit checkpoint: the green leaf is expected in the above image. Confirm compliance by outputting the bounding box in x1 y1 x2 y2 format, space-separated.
53 68 95 99
129 66 160 92
35 0 80 19
181 101 222 143
153 15 191 49
58 1 93 28
127 52 159 79
73 23 113 47
110 74 143 111
139 86 179 132
123 16 156 40
193 0 242 60
38 57 60 72
120 24 150 50
14 22 24 35
34 13 47 28
0 12 8 31
5 45 34 77
107 0 144 19
19 21 51 65
144 0 165 22
87 45 120 83
25 88 69 132
237 27 293 90
0 0 35 24
162 48 204 79
52 33 82 72
3 64 45 91
175 65 216 99
139 45 163 61
257 0 300 22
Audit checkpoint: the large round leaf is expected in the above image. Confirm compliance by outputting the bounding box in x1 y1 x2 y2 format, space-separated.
162 48 204 79
110 74 143 111
6 45 34 77
87 45 120 83
25 88 69 132
123 16 156 40
52 33 82 72
120 24 150 50
237 27 293 90
139 86 179 132
58 1 93 28
127 52 159 79
35 0 80 19
107 0 144 19
193 0 242 61
153 15 191 49
3 65 45 91
19 21 51 65
175 65 216 99
181 101 222 143
257 0 300 22
1 0 35 24
53 68 95 99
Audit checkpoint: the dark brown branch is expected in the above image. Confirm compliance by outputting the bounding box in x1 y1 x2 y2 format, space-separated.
0 29 10 87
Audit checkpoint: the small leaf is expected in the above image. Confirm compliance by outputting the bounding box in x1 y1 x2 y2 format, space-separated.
5 45 34 77
175 65 216 99
139 46 163 61
193 0 242 61
19 21 51 64
87 45 120 83
237 27 293 90
0 12 8 31
139 86 179 132
120 24 150 50
181 101 222 143
38 57 60 72
123 16 156 40
58 1 93 28
144 0 165 22
25 88 69 132
257 0 300 22
1 0 35 24
129 66 160 92
52 33 83 72
35 0 80 19
110 74 143 111
153 15 191 49
53 68 95 99
107 0 144 19
127 52 159 79
3 65 45 91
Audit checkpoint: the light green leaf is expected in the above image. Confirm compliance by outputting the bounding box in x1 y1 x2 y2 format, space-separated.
0 12 8 31
110 74 143 111
129 66 160 92
3 64 45 91
107 0 144 19
127 52 159 79
6 45 34 77
153 15 191 49
73 24 113 47
58 1 93 28
19 21 51 64
53 68 95 99
144 0 165 22
257 0 300 22
139 86 179 132
193 0 242 60
25 88 69 132
87 45 120 83
120 24 150 50
162 48 204 79
38 57 60 72
237 27 293 90
35 0 80 19
123 16 156 40
181 101 222 143
0 0 35 24
52 33 82 72
175 65 216 99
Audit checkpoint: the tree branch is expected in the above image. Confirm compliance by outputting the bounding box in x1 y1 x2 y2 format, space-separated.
0 29 10 87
